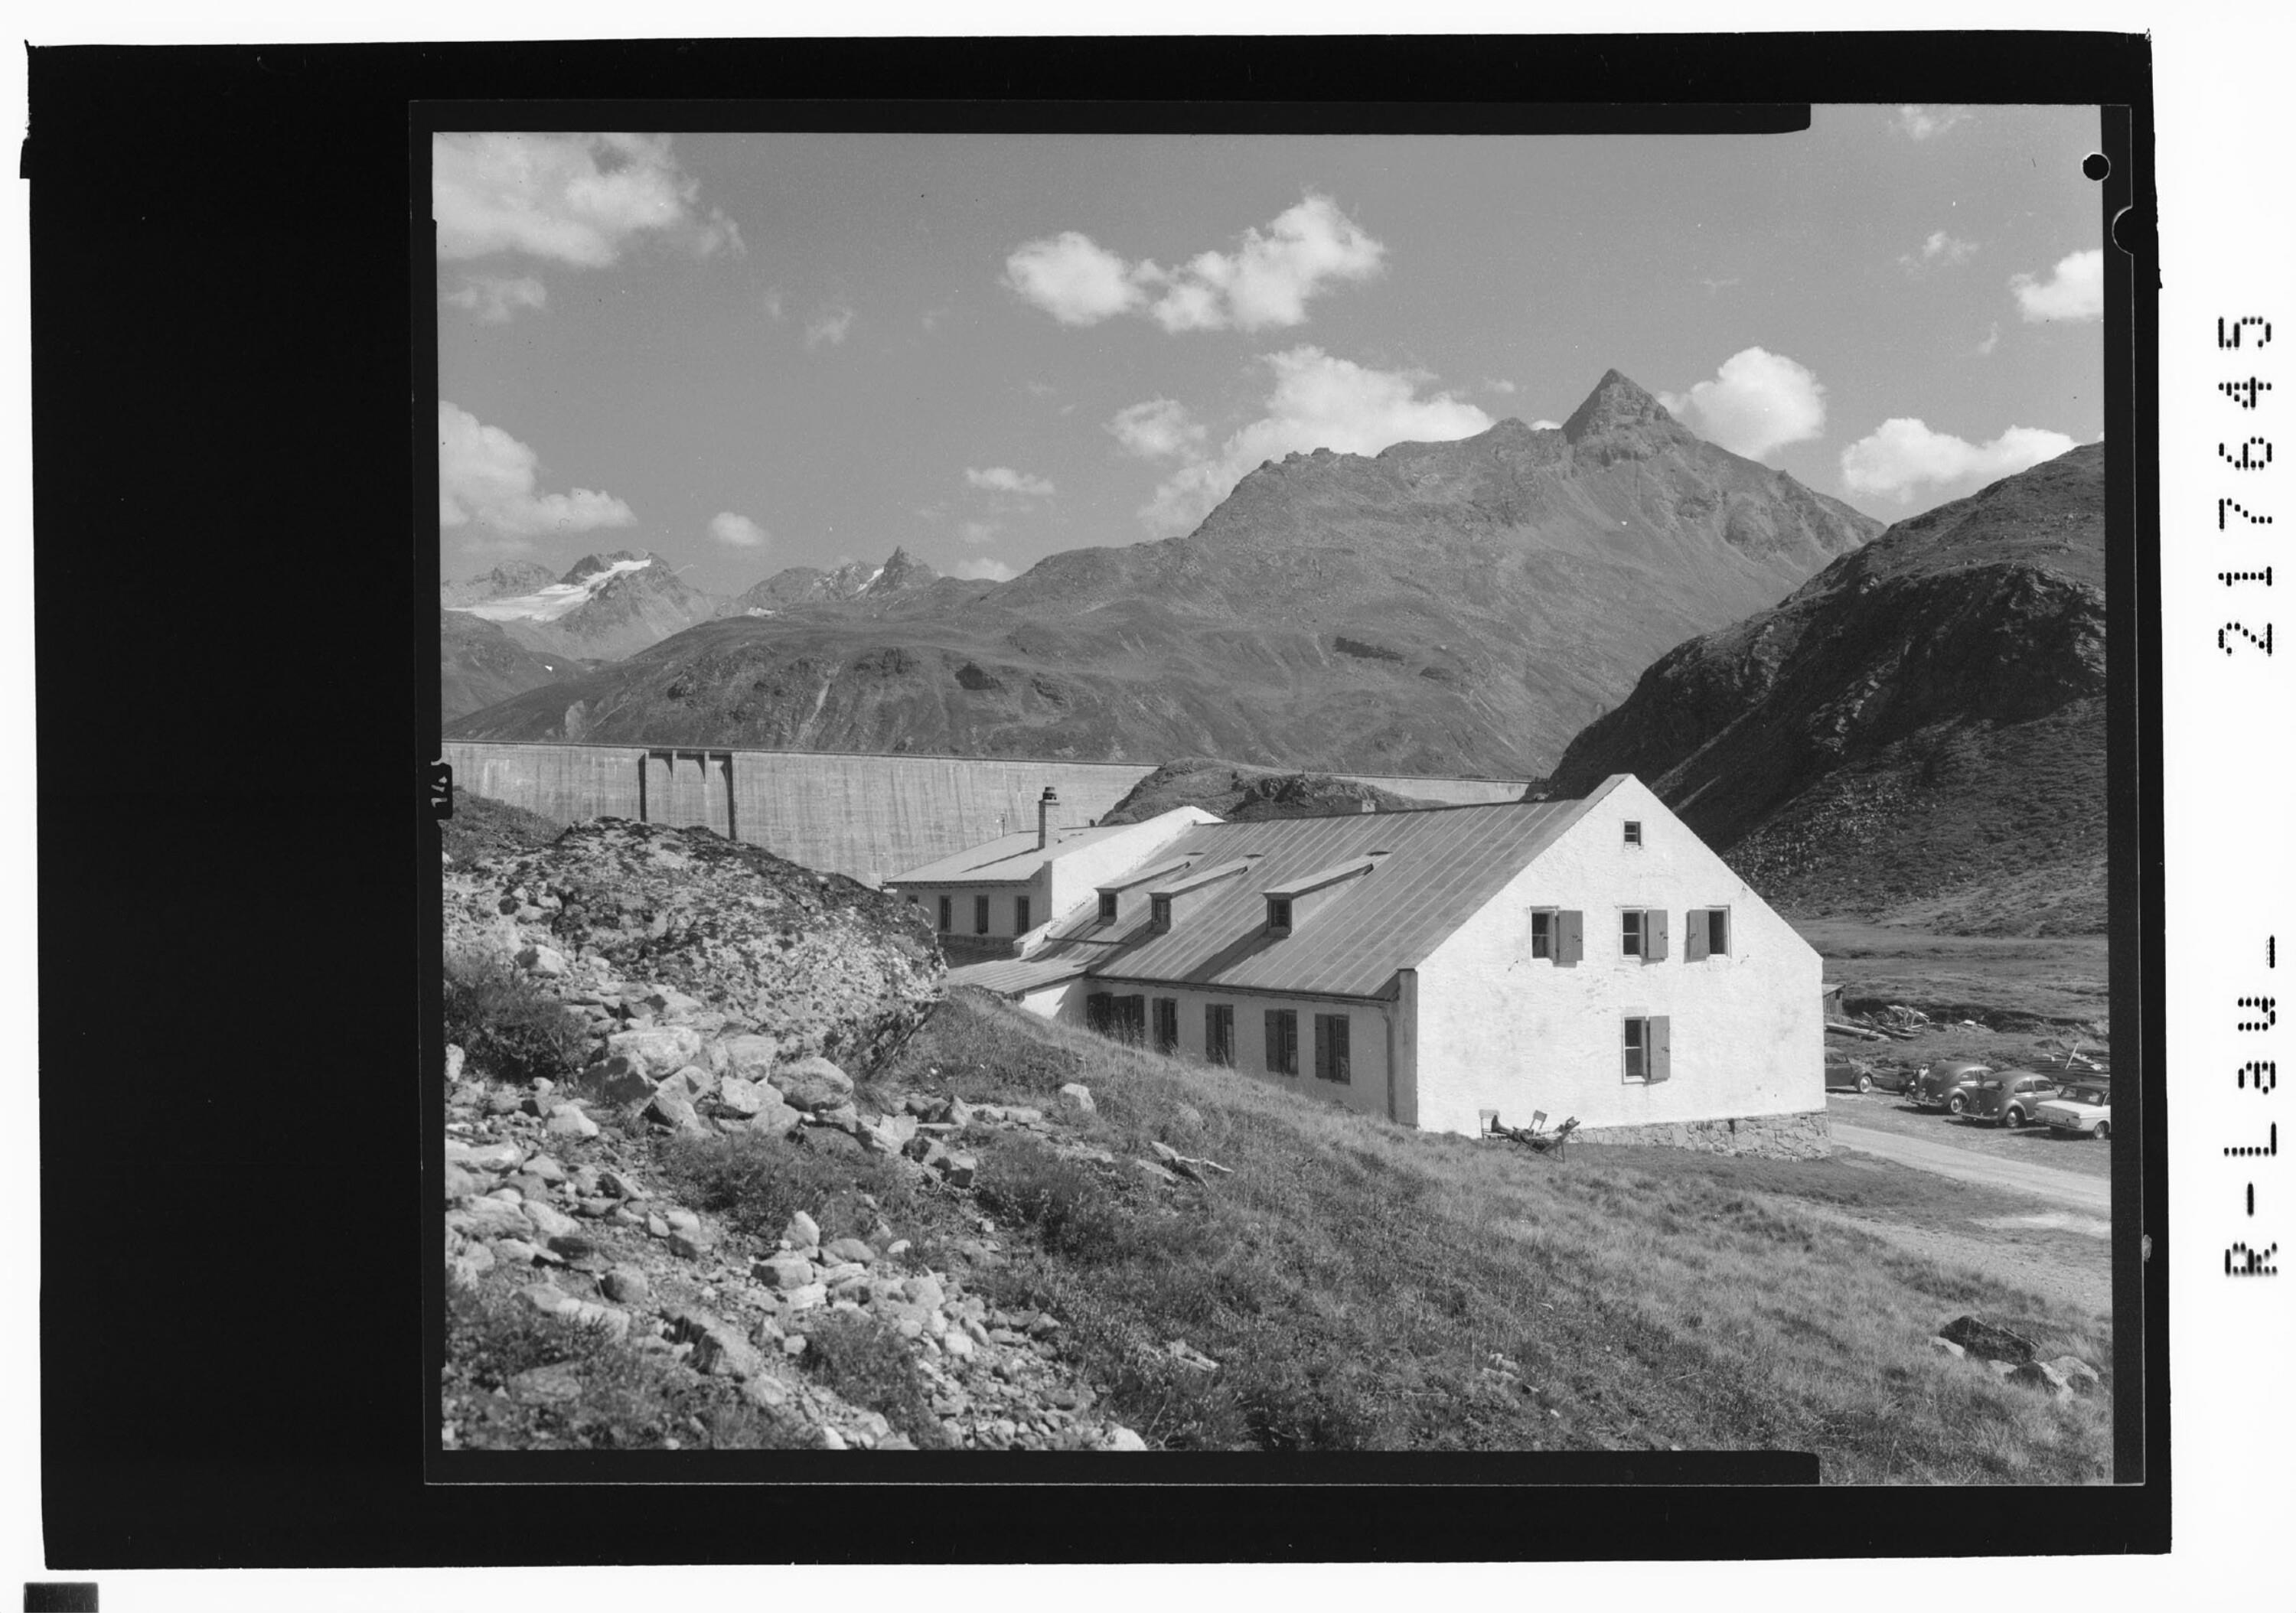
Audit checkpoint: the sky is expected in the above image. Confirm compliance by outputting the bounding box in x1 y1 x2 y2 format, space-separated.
435 106 2107 596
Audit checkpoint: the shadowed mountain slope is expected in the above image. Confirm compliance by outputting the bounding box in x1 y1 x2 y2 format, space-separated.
445 371 1878 776
1536 442 2106 934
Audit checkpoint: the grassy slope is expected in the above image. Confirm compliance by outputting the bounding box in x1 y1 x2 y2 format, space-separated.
859 992 2108 1478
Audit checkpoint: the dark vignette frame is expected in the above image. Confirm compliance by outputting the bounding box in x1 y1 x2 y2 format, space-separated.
29 30 2160 1568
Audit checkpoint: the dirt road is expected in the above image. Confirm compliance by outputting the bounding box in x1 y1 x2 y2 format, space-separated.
1830 1123 2112 1214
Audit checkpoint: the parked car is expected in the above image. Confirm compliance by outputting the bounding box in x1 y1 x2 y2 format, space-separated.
2033 1083 2112 1139
1825 1054 1878 1093
1957 1069 2064 1127
1912 1057 1993 1111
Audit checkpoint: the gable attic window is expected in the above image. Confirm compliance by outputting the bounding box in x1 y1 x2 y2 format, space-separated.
1266 896 1293 935
1623 820 1642 846
1097 891 1118 924
1150 894 1172 933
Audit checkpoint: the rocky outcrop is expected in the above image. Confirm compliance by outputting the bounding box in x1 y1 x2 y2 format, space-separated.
1538 442 2105 932
1099 757 1443 825
445 817 944 1070
445 370 1877 777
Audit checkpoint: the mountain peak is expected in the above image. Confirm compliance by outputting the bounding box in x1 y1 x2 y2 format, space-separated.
563 549 657 584
1561 369 1676 444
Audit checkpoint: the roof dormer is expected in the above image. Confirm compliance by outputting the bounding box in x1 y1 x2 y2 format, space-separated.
1145 856 1260 933
1262 852 1387 936
1094 855 1197 927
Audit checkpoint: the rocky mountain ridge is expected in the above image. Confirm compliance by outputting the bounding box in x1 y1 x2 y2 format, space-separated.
444 370 1881 776
1537 442 2106 933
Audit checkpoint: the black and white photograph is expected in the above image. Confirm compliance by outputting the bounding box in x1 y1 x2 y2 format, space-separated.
432 109 2122 1475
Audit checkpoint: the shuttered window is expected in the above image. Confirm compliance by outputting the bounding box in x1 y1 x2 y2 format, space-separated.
1016 896 1031 934
1622 908 1668 961
1684 908 1727 960
1555 909 1583 966
1623 1015 1673 1083
1153 997 1179 1054
1313 1014 1352 1084
937 895 952 933
974 895 990 935
1529 909 1554 960
1205 1004 1234 1067
1265 1009 1299 1075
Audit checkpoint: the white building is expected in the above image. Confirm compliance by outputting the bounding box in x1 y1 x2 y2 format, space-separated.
898 774 1825 1150
883 787 1218 964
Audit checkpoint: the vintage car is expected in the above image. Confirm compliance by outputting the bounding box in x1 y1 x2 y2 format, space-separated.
1912 1057 1993 1111
1825 1054 1879 1093
1955 1069 2065 1126
2033 1083 2112 1139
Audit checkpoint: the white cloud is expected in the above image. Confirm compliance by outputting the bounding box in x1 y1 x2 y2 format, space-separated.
442 275 548 324
958 520 1000 546
1486 378 1518 395
1107 399 1206 461
1900 230 1978 272
432 132 740 266
951 557 1018 582
1976 322 2002 357
1002 231 1145 326
709 511 768 549
2011 249 2105 323
1657 347 1828 461
964 466 1055 497
1839 418 2080 502
1003 194 1384 333
804 305 856 348
1136 347 1492 534
1529 419 1563 431
1895 105 1968 141
762 288 785 322
438 402 636 535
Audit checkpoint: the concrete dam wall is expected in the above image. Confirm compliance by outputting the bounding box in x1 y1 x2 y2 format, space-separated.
442 740 1531 888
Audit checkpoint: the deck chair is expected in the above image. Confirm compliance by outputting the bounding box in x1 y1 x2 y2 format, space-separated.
1526 1116 1580 1160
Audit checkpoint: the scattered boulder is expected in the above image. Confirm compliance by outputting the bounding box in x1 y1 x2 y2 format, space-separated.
657 1065 719 1106
444 1044 466 1083
600 1266 651 1305
714 1076 766 1116
756 1254 815 1290
546 1103 601 1139
1929 1336 1966 1361
771 1056 856 1113
746 1094 804 1136
2046 1355 2104 1396
516 944 569 977
719 1034 783 1081
644 1087 708 1135
823 1237 876 1267
1097 1426 1147 1452
784 1211 822 1251
1058 1083 1097 1116
2007 1360 2076 1400
1939 1315 2037 1364
608 1026 706 1080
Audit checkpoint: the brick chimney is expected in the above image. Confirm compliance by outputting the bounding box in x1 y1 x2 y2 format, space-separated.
1037 786 1060 850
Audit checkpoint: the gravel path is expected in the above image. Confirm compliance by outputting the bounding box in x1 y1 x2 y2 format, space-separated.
1830 1123 2112 1214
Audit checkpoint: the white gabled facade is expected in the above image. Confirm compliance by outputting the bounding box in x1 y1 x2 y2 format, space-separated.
1409 775 1822 1137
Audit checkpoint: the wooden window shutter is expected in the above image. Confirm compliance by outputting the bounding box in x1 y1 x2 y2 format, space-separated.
1334 1015 1350 1083
1649 1015 1671 1082
1684 909 1708 961
1557 909 1583 966
1645 909 1668 961
1314 1015 1330 1081
1266 1009 1285 1073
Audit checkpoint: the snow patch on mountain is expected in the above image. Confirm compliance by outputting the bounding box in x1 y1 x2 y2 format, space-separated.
447 556 657 623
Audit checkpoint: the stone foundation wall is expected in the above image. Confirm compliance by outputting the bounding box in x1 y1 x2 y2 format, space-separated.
1570 1110 1831 1158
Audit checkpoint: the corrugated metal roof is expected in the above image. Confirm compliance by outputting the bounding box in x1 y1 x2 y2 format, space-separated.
1058 786 1614 999
889 823 1130 885
947 950 1096 997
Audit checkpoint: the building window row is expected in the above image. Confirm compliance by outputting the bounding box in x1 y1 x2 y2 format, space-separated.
1081 992 1351 1089
1524 906 1730 963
